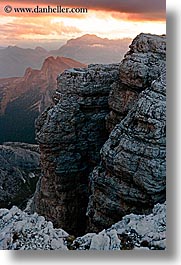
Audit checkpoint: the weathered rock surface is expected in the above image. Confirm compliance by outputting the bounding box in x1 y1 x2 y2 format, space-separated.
0 142 40 209
73 203 166 250
35 64 120 235
0 202 166 250
0 206 68 250
87 68 166 231
106 33 166 131
34 33 166 235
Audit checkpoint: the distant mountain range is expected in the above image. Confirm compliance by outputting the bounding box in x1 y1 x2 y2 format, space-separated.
0 34 131 78
51 34 131 65
0 34 131 143
0 46 49 78
0 57 85 143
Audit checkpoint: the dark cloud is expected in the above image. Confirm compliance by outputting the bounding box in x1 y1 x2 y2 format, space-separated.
1 0 166 20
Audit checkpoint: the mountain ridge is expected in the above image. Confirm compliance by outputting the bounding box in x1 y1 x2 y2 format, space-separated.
51 34 131 65
0 56 86 143
0 34 131 78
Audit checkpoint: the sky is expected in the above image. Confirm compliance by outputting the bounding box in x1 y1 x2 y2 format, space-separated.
0 0 166 49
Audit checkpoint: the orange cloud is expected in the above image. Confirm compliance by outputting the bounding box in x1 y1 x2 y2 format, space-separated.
0 0 166 21
0 17 81 40
111 11 166 22
0 0 166 47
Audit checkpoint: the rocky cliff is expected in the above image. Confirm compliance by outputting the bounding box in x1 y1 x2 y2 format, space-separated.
87 34 166 231
35 64 120 235
0 142 40 209
106 33 166 131
34 33 166 236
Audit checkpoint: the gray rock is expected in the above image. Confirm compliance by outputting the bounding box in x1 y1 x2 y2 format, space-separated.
0 202 166 250
87 34 166 231
87 69 166 231
72 203 166 250
120 33 166 89
34 64 120 235
106 33 166 131
34 33 166 236
0 142 40 209
0 206 68 250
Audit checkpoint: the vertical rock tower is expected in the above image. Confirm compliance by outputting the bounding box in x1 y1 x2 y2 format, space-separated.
35 64 119 235
87 34 166 231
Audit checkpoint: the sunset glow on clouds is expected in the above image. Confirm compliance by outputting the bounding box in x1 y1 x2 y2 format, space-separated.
0 0 166 48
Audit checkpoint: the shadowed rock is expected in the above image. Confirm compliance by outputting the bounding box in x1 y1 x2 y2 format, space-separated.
34 33 166 236
87 69 166 231
34 64 119 235
0 142 40 209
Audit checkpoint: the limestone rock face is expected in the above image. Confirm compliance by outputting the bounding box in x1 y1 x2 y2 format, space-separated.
106 33 166 131
87 69 166 231
86 34 166 231
0 206 68 250
34 33 166 236
0 143 40 209
35 64 120 235
0 203 166 250
73 203 166 250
